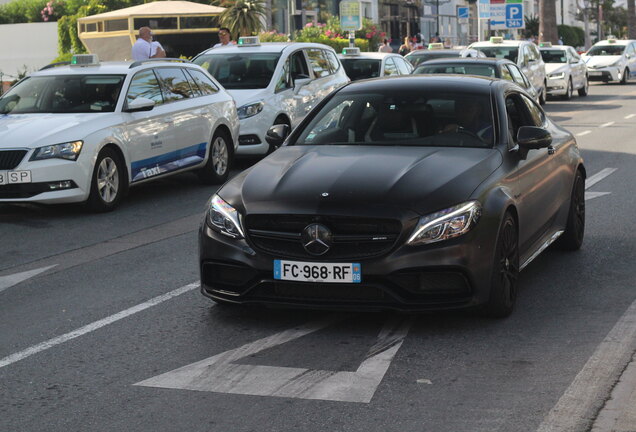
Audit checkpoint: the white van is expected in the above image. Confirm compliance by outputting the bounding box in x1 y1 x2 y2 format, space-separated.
193 37 350 156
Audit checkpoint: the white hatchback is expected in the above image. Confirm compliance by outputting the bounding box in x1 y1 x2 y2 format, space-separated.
582 39 636 84
0 56 239 211
193 37 350 156
539 43 589 99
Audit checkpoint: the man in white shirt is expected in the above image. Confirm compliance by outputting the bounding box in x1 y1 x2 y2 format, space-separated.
131 26 166 61
212 28 236 48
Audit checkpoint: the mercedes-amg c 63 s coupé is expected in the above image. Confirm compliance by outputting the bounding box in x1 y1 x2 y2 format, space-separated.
199 75 585 317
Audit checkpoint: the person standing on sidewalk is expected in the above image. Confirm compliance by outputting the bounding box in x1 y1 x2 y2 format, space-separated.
131 26 166 61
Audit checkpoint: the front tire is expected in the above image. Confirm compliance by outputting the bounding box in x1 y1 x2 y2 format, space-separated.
578 76 589 96
86 148 126 212
554 171 585 251
562 78 573 100
539 81 547 105
620 68 629 84
483 212 519 318
198 130 233 185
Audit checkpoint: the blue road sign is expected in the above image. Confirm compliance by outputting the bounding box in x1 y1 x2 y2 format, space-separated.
458 6 469 19
505 3 523 28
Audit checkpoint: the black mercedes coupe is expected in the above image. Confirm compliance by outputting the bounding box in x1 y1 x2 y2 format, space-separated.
199 75 585 317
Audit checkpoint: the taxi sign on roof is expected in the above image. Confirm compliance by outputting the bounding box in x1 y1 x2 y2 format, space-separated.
71 54 99 66
428 43 444 50
490 36 504 44
539 42 552 47
238 36 260 46
342 47 361 56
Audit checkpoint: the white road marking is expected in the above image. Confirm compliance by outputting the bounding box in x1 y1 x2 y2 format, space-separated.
586 168 617 189
536 298 636 432
0 282 200 369
624 114 636 119
585 191 611 201
136 316 413 403
599 121 615 128
577 130 592 137
0 265 57 294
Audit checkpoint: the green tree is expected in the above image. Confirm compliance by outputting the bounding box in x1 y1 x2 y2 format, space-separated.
218 0 266 38
523 14 539 39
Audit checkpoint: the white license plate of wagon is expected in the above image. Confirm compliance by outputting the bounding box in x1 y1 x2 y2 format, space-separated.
274 260 361 283
0 170 31 185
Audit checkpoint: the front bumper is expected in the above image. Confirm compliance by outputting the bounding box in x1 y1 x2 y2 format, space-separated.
587 66 620 82
546 77 568 95
235 114 272 156
198 217 500 312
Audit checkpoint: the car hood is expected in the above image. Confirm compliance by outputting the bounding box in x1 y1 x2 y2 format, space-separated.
545 64 569 75
221 145 502 217
583 55 621 68
227 89 269 109
0 113 116 149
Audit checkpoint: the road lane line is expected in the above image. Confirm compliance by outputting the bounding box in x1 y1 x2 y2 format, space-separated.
577 131 592 137
625 114 636 119
599 122 615 128
586 168 617 189
536 298 636 432
0 265 57 294
0 282 200 369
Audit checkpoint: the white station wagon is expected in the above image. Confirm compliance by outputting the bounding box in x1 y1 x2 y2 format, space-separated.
0 55 239 211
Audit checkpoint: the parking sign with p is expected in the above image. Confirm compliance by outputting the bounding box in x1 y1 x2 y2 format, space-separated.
505 3 524 28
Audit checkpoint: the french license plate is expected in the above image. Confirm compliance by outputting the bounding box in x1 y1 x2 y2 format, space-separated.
589 71 602 76
0 170 31 185
274 260 361 283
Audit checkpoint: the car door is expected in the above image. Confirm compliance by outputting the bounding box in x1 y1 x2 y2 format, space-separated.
394 56 414 75
122 68 174 183
626 43 636 78
153 67 210 173
527 44 544 92
287 49 313 126
304 48 335 118
506 92 567 252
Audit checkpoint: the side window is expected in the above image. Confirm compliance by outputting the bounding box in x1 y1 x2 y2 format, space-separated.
154 68 195 102
126 69 164 106
384 58 399 76
500 65 513 81
528 45 539 61
569 48 581 62
325 50 341 73
183 69 202 97
187 69 220 95
626 44 635 56
306 49 331 78
290 50 310 80
507 64 527 87
395 57 412 75
521 93 545 126
275 58 293 92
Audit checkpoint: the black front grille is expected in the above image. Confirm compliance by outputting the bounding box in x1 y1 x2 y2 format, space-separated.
0 150 27 170
245 214 402 260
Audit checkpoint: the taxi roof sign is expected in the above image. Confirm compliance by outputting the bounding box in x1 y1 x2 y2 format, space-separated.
238 36 260 46
607 38 617 43
489 36 504 44
428 43 444 50
71 54 99 66
539 42 552 47
342 47 361 56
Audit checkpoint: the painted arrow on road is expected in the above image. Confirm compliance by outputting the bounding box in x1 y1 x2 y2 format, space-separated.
585 168 617 201
0 265 57 294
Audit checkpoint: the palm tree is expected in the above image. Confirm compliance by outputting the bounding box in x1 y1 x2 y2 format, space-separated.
539 0 558 43
628 0 636 39
218 0 266 38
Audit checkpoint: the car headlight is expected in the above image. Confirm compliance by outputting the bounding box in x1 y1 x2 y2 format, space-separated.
548 72 565 79
408 201 482 245
30 140 83 161
207 194 244 239
237 101 264 119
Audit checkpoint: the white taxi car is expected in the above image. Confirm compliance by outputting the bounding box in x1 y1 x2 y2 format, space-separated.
0 55 239 211
193 37 350 156
469 37 547 104
539 42 589 99
337 48 413 81
582 38 636 84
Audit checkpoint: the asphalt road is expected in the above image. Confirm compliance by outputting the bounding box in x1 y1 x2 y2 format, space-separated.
1 82 635 432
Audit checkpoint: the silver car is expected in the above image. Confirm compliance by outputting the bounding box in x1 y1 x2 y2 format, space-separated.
539 43 589 99
582 38 636 84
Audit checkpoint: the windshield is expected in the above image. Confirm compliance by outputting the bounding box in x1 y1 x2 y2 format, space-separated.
193 53 281 89
294 90 494 148
414 64 497 78
586 45 625 56
477 46 519 63
541 50 567 63
0 75 124 114
406 51 460 67
340 59 382 81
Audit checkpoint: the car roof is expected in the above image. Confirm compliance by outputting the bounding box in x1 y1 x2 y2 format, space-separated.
337 52 400 60
406 49 464 56
593 39 635 46
338 74 496 95
31 59 203 76
415 57 512 66
196 42 336 56
539 45 573 50
471 40 528 47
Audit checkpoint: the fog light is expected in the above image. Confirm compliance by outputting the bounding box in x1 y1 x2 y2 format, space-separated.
48 180 73 190
239 135 261 146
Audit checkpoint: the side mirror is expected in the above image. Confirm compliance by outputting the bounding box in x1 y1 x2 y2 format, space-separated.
124 97 155 112
265 124 291 149
517 126 552 150
293 77 311 94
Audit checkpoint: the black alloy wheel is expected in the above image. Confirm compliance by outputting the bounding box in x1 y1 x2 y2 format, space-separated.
483 212 519 318
563 78 573 100
198 129 233 185
620 68 630 84
554 171 585 250
539 82 547 105
578 76 589 96
86 147 127 212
